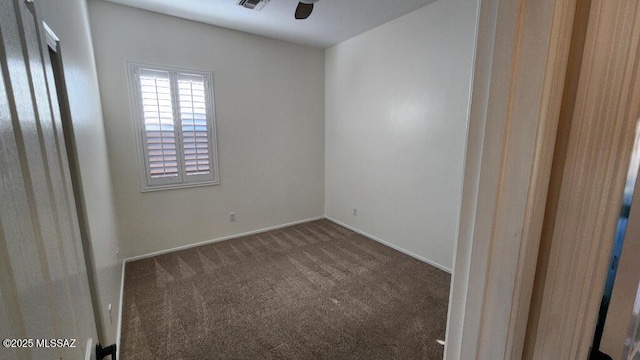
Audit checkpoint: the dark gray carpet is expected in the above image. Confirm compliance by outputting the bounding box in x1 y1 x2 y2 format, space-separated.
120 219 450 359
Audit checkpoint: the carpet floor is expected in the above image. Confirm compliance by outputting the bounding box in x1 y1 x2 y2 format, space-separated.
120 219 451 359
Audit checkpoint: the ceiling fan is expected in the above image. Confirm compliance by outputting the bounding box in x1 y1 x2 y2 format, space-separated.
238 0 319 20
295 0 319 20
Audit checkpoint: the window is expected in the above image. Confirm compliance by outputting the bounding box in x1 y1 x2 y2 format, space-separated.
128 63 219 191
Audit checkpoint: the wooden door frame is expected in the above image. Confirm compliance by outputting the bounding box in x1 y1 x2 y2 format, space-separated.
445 0 588 358
524 0 640 358
446 0 640 358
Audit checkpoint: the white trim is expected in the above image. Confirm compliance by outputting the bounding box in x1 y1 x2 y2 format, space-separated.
123 216 324 262
122 214 452 271
85 338 94 360
115 260 125 360
324 216 452 274
42 21 59 52
444 0 485 356
139 179 218 193
125 61 220 192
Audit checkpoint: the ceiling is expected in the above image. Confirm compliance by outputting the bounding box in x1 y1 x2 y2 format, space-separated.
100 0 438 48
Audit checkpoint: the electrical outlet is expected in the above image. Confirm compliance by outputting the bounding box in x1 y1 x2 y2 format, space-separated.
230 213 236 222
353 208 358 216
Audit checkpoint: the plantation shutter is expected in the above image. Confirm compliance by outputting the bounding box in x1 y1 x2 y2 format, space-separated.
138 68 181 186
130 64 218 191
177 73 212 180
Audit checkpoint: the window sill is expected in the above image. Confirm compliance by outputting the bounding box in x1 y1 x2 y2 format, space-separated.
140 180 219 193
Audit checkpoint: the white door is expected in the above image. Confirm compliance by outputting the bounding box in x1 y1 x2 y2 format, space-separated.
0 0 98 359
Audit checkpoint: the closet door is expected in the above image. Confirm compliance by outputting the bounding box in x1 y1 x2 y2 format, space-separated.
0 0 98 359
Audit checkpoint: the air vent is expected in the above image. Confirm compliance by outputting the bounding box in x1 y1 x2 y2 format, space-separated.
238 0 270 11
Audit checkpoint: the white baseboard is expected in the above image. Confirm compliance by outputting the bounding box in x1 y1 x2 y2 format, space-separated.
123 216 325 263
324 216 452 274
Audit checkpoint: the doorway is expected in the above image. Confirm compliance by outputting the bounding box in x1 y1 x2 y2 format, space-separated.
45 24 108 347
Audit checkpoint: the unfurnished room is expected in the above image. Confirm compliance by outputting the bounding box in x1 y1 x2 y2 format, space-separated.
93 0 475 357
4 0 640 359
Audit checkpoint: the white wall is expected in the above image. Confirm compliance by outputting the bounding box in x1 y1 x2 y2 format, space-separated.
87 0 326 259
325 0 477 271
39 0 122 345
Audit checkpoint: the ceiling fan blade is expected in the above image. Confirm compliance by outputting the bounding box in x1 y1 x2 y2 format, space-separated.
295 2 314 19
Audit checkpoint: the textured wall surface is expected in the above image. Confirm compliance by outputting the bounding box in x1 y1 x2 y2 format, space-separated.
324 0 478 271
40 0 122 345
88 1 326 259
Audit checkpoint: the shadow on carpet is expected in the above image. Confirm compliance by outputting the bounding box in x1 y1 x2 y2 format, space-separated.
120 219 450 359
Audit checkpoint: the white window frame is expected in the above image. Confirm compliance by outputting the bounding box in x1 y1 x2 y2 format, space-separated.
127 62 220 192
